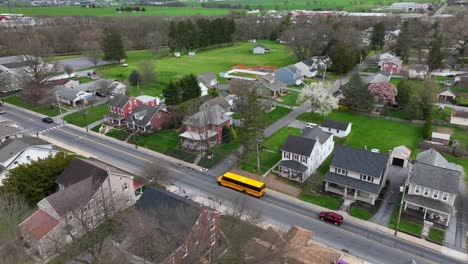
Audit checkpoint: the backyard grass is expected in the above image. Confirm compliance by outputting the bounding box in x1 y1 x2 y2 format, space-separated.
297 110 423 155
0 6 232 17
64 103 108 127
4 95 65 116
97 41 296 97
432 106 452 122
350 206 373 220
428 227 445 244
240 127 301 174
298 192 342 210
278 92 299 106
198 140 241 168
266 106 292 125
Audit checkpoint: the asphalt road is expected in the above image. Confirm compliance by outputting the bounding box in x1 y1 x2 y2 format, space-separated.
2 104 465 264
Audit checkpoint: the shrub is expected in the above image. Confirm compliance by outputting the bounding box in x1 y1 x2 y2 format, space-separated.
422 117 432 139
338 104 349 111
229 126 237 140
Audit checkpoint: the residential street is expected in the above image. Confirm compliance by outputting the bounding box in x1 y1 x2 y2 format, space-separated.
3 103 467 264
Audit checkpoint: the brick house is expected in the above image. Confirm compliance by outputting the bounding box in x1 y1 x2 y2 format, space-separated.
381 57 404 75
112 187 220 264
179 105 231 151
126 105 168 133
19 158 136 259
105 94 142 127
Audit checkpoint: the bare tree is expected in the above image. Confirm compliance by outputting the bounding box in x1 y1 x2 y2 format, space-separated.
64 64 74 77
282 23 332 60
138 60 156 84
140 162 172 184
94 79 114 95
83 41 102 68
18 55 57 104
0 193 32 264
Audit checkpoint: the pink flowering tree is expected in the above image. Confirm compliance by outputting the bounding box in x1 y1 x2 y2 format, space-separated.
368 82 398 104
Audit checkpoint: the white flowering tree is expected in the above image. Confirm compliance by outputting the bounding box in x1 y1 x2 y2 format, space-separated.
299 82 339 116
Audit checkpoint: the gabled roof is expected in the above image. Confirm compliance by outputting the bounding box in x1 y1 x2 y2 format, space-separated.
109 94 131 108
382 56 403 66
0 120 23 139
183 105 229 127
321 119 350 131
20 210 59 240
410 162 461 194
0 136 51 163
405 194 454 214
56 158 109 188
330 145 389 178
281 135 316 156
253 44 266 49
278 160 308 172
200 96 231 110
325 171 382 194
365 71 390 84
438 89 456 97
301 126 332 144
126 105 161 127
416 149 464 172
256 74 286 92
198 72 216 84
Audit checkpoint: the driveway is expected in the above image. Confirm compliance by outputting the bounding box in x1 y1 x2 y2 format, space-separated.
371 164 410 226
52 57 112 71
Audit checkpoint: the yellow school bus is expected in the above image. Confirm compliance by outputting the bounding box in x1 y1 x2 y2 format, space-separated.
217 172 266 197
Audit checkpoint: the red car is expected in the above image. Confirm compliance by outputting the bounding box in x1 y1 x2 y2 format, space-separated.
319 211 343 225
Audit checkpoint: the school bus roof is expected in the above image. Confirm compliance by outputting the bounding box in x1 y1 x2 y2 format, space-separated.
223 172 265 188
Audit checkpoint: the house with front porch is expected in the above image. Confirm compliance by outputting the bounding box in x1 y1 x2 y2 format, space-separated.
126 105 168 133
324 145 390 205
403 149 463 226
179 105 231 151
276 127 334 183
105 94 142 127
252 74 287 98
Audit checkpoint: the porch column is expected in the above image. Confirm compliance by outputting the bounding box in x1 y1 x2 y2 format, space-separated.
404 201 407 210
446 214 451 226
423 208 428 219
354 190 358 199
344 187 347 197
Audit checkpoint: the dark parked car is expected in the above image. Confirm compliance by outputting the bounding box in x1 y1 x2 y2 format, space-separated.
319 211 343 225
0 109 5 114
95 91 106 98
42 117 54 123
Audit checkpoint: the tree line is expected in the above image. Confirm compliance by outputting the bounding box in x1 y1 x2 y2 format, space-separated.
163 74 201 105
168 17 236 52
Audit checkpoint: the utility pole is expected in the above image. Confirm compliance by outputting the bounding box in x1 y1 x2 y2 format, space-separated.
395 165 410 236
132 120 138 149
80 103 89 132
56 92 64 124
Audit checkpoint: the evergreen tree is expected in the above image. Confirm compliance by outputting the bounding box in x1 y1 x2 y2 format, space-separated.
128 70 141 86
418 79 437 119
422 116 432 139
180 74 201 101
370 22 385 50
403 95 423 120
0 153 75 206
141 7 146 12
163 81 180 106
342 74 374 112
222 126 233 143
396 79 412 109
330 41 360 74
238 91 268 172
428 36 443 70
396 21 410 63
101 28 126 62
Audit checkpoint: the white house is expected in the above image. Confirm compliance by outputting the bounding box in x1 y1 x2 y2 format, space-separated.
53 85 94 107
19 158 136 259
378 52 395 63
0 137 59 185
276 127 334 183
294 56 332 78
252 44 269 55
198 72 218 96
325 145 391 205
450 110 468 126
408 64 429 79
135 95 160 107
108 80 127 95
319 119 352 138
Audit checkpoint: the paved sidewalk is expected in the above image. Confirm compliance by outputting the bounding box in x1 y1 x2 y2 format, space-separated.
88 118 104 129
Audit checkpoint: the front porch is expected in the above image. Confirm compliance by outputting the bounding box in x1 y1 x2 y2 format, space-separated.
127 123 151 134
105 113 126 128
404 202 451 227
271 89 287 98
179 130 218 151
325 182 375 205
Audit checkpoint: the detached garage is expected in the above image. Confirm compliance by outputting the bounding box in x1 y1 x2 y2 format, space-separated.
390 145 411 167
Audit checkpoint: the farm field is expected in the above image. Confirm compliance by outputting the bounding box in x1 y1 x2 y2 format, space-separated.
0 6 231 17
97 40 296 97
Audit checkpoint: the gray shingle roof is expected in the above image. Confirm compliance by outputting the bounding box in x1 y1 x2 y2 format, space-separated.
0 120 23 139
321 119 350 131
183 105 229 127
365 72 390 84
0 137 50 163
278 160 308 172
325 171 382 194
198 72 216 84
56 158 115 188
109 94 131 108
257 74 286 92
281 135 316 156
126 105 161 127
301 126 332 144
331 145 389 178
416 149 464 173
410 162 461 194
405 194 453 214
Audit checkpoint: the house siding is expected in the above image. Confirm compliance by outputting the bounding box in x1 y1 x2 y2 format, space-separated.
407 183 456 207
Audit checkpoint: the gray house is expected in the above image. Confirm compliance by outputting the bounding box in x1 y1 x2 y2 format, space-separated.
365 71 391 84
324 145 390 205
403 149 464 226
274 65 304 86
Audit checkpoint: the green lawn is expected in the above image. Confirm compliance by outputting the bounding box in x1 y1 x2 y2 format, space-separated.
362 66 380 73
49 54 82 61
278 92 299 106
428 227 445 244
70 76 93 83
4 95 65 116
91 123 103 132
298 110 423 155
105 128 130 141
266 106 292 125
350 206 373 220
298 192 343 210
198 140 241 168
0 6 232 17
432 106 452 122
64 103 108 127
97 41 296 97
240 127 301 174
388 201 423 237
